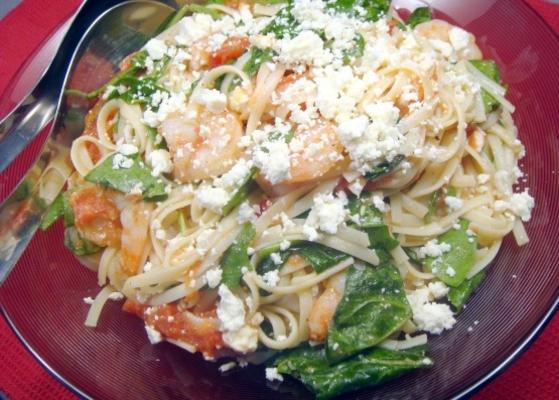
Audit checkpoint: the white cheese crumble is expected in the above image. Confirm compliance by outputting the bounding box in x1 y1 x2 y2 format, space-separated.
192 88 227 113
144 38 167 60
305 192 348 236
416 239 451 259
237 202 257 223
217 284 258 353
117 143 139 156
448 27 471 52
444 196 463 211
270 252 283 265
148 149 173 177
83 296 94 305
252 139 291 184
265 367 284 382
108 292 124 301
217 284 246 332
494 190 535 222
427 281 449 299
279 240 291 251
112 153 134 169
407 287 456 334
262 270 281 287
145 324 163 344
205 268 223 289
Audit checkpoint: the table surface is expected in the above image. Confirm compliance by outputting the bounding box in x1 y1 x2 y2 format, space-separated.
0 0 558 399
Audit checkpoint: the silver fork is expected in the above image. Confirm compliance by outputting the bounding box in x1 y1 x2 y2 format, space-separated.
0 0 176 284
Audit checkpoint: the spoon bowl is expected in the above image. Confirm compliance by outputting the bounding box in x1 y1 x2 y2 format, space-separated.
0 0 175 283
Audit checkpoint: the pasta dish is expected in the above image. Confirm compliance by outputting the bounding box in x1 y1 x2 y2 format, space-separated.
42 0 535 398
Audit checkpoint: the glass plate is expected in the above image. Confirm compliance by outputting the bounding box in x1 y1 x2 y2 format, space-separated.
1 0 558 399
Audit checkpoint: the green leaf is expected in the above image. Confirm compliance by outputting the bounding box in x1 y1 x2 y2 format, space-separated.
448 271 485 311
469 60 503 113
327 0 391 22
85 154 168 201
64 227 102 256
365 155 405 181
256 242 348 275
407 7 432 28
221 167 258 216
262 0 298 38
421 219 476 287
327 264 411 363
297 243 350 273
342 33 365 64
424 189 442 223
275 345 431 400
221 223 256 288
243 47 274 76
40 192 74 230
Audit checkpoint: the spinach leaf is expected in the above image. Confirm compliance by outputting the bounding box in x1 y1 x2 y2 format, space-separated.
348 196 384 228
64 227 102 256
85 153 168 201
40 192 74 230
348 196 398 263
297 243 350 273
469 59 503 113
262 0 298 39
421 219 476 287
342 33 365 64
407 7 432 28
424 188 442 223
275 345 431 400
448 271 485 311
327 0 391 22
256 242 348 275
327 264 411 363
221 223 256 288
221 167 258 216
243 48 274 76
365 154 405 181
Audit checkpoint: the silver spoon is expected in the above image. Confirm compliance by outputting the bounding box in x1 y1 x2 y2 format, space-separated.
0 0 176 284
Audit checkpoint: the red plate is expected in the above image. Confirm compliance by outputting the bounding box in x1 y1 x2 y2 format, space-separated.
1 1 559 399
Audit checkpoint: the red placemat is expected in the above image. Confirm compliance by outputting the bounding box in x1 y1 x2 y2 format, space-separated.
0 1 558 399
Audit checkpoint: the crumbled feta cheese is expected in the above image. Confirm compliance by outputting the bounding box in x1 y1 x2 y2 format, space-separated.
305 192 348 235
83 296 94 305
117 143 139 156
145 325 163 344
196 186 229 212
145 38 167 60
495 190 535 222
217 284 246 332
223 325 258 353
416 239 451 259
372 194 389 212
192 88 227 113
427 281 449 299
112 153 134 169
148 149 173 177
262 270 280 287
446 267 456 277
276 30 330 66
407 287 456 334
270 252 283 265
205 268 223 289
279 240 291 251
444 196 463 211
252 138 291 184
108 292 124 301
143 261 153 272
265 367 284 382
237 202 257 223
175 14 213 45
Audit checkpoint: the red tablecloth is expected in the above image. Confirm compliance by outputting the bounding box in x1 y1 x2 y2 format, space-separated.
0 1 558 399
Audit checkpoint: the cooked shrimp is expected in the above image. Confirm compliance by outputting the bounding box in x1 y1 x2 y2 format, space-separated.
70 186 122 247
123 300 223 358
415 19 482 60
120 200 153 275
160 108 244 182
307 272 347 342
256 119 348 196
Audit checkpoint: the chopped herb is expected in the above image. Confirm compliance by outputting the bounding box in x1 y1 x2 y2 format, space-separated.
221 223 256 288
407 7 432 28
365 155 405 181
448 271 486 311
